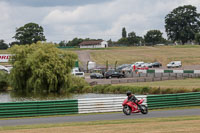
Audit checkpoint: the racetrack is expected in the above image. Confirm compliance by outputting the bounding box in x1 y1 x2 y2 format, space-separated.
1 108 200 127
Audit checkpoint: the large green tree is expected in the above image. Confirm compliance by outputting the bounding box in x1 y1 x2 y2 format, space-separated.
9 42 78 93
13 22 46 45
144 30 165 45
165 5 200 44
127 31 141 45
0 40 8 49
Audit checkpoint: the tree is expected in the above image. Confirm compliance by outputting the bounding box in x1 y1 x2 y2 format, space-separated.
13 22 46 45
195 33 200 44
144 30 165 45
117 37 129 44
0 40 8 49
127 31 140 45
9 41 20 47
122 27 127 38
59 40 68 47
9 42 78 93
67 38 83 46
165 5 200 44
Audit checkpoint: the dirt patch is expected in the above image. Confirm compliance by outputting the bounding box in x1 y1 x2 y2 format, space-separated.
75 50 92 69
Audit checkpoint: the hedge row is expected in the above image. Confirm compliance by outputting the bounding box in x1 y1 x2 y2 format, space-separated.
90 85 200 95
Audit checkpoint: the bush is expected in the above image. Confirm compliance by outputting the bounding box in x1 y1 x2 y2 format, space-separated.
0 71 9 91
69 76 90 93
91 85 151 94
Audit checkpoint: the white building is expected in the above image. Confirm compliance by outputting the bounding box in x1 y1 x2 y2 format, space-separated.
79 40 108 48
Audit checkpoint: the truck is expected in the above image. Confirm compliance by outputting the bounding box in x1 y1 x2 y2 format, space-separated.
167 61 182 68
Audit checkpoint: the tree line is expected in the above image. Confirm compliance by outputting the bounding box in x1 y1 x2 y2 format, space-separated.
1 4 200 49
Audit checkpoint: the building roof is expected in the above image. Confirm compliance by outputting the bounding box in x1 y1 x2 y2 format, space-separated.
79 40 103 45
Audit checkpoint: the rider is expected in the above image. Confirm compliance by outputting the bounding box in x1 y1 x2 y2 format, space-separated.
126 91 141 109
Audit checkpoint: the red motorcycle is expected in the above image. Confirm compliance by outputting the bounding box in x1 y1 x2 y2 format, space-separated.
122 98 148 115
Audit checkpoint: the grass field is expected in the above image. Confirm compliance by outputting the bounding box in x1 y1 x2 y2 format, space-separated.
2 45 200 66
115 78 200 89
1 115 200 133
89 45 200 66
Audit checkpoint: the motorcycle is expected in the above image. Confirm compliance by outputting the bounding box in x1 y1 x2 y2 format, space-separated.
122 98 148 115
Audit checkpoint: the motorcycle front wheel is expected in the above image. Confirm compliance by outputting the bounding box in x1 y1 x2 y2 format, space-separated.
123 105 131 115
140 105 148 114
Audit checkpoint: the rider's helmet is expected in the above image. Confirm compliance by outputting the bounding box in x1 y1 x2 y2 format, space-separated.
126 91 132 96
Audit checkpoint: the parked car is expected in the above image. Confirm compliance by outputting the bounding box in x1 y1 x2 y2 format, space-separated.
105 70 125 79
141 63 153 68
151 62 162 68
90 73 104 79
116 64 131 71
167 61 182 68
133 61 144 67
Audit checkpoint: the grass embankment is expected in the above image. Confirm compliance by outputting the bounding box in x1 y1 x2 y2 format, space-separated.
1 115 200 133
89 45 200 66
116 78 200 89
3 45 200 66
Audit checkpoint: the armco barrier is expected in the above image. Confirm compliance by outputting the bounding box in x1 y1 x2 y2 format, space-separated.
147 92 200 109
78 96 147 113
138 69 200 74
0 92 200 118
0 100 78 118
0 96 146 118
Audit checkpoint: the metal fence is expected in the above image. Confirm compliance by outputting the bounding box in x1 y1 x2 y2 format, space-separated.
0 92 200 118
78 96 147 113
147 92 200 109
0 100 78 118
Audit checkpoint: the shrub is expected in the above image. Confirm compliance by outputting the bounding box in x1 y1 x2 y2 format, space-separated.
90 85 195 95
69 76 90 93
192 88 200 92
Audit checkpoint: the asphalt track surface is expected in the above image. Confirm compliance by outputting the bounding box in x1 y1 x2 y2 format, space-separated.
0 108 200 127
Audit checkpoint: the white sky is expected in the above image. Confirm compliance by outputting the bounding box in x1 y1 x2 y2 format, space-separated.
0 0 200 43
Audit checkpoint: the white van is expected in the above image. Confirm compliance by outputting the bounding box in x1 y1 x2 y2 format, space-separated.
167 61 182 68
72 67 85 78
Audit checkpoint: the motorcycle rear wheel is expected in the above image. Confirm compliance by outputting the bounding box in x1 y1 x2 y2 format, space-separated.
140 105 148 114
123 105 131 115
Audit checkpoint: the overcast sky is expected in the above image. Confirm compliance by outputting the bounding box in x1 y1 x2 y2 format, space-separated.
0 0 200 43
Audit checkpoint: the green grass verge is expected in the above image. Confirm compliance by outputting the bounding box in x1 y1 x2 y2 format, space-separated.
1 115 200 131
115 78 200 89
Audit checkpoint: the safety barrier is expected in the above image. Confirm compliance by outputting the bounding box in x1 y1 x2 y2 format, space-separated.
0 92 200 118
78 96 147 113
0 100 78 118
0 96 146 118
147 92 200 109
137 69 200 74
